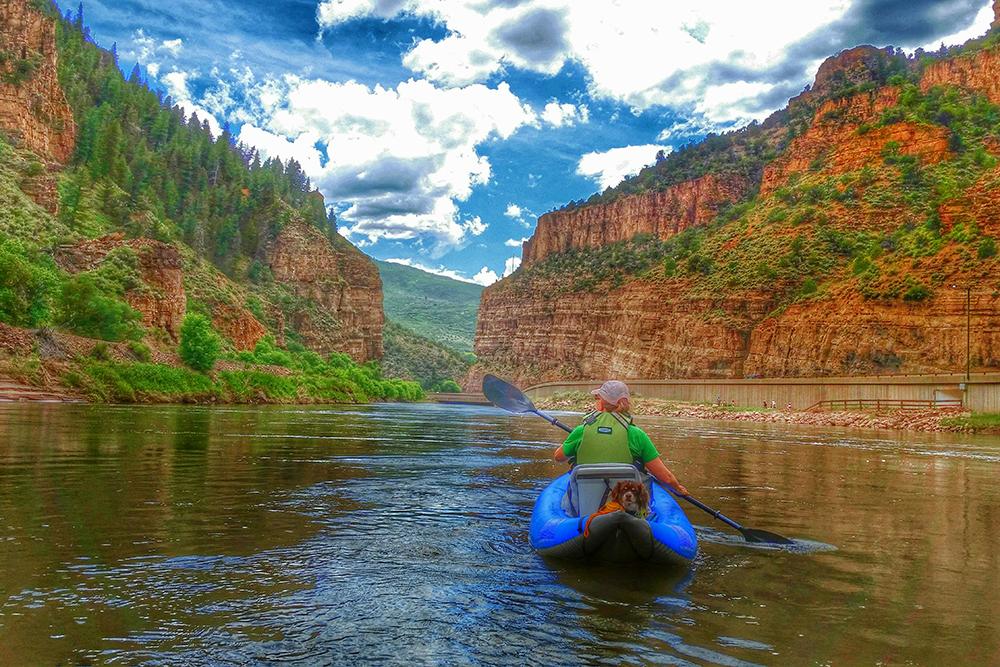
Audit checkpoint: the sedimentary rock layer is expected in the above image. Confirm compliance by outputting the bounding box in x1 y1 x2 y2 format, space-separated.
472 280 776 386
522 173 749 267
0 0 75 163
745 288 1000 376
921 45 1000 104
761 89 950 195
267 221 384 361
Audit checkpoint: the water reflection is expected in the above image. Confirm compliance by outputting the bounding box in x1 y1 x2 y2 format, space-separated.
0 403 998 664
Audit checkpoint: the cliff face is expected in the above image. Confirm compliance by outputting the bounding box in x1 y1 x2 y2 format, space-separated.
473 37 1000 385
55 234 188 339
267 221 384 361
0 0 75 164
522 173 749 267
920 46 1000 104
745 287 1000 377
53 233 273 350
761 89 951 195
473 279 775 385
212 304 268 351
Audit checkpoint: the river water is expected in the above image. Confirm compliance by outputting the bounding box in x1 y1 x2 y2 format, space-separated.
0 403 998 665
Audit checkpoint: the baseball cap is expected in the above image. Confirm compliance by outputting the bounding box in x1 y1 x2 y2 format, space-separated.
591 380 630 404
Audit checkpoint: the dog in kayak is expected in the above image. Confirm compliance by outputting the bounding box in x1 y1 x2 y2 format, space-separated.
612 480 650 517
583 480 650 537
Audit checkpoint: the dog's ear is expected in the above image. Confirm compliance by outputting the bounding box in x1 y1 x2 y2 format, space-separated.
638 484 651 506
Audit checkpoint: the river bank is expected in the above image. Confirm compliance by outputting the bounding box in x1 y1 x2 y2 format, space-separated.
534 392 999 435
0 324 423 405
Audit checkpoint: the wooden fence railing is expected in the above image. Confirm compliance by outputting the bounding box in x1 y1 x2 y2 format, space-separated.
806 398 964 412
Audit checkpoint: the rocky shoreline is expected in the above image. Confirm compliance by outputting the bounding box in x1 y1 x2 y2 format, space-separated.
534 394 994 435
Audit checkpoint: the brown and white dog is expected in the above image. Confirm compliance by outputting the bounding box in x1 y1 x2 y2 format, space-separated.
609 480 650 517
583 480 652 537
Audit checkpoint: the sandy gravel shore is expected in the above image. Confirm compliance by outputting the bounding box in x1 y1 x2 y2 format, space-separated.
534 394 989 434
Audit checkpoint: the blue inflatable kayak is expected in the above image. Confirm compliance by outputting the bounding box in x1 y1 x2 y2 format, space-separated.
529 464 697 565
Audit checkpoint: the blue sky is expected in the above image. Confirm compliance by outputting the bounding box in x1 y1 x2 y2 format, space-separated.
58 0 995 284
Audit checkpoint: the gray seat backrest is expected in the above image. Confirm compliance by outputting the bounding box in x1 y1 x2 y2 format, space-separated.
568 463 643 516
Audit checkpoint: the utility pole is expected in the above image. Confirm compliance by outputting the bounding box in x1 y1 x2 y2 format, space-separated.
966 285 971 382
950 283 973 384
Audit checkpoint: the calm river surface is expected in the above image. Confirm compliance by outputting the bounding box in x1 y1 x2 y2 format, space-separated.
1 403 998 665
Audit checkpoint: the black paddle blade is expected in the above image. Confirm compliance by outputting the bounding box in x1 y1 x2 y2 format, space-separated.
482 374 536 414
740 528 795 545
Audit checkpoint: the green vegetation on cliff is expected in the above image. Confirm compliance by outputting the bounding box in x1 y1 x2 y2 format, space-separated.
54 13 335 268
376 260 482 354
381 321 471 390
516 81 1000 311
0 4 420 404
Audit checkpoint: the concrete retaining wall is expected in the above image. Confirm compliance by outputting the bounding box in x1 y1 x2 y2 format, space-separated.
525 373 1000 413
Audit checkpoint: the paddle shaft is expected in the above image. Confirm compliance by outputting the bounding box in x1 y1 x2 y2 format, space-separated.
536 410 573 434
671 492 745 532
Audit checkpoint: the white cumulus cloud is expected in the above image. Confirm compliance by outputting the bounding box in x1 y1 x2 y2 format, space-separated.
577 144 671 190
472 266 500 286
463 216 487 236
502 255 521 277
315 0 849 124
126 29 184 81
540 101 589 127
232 75 535 254
383 257 484 284
504 237 530 248
161 38 184 57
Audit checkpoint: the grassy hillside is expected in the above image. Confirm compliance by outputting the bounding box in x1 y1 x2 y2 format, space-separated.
376 260 482 353
380 320 471 390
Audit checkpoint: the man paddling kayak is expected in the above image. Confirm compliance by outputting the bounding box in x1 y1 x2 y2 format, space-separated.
552 380 689 496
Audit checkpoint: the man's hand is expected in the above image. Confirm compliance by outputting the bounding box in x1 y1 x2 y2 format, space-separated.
672 483 689 496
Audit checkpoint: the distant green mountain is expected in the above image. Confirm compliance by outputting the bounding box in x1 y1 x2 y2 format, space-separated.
381 320 471 390
376 260 483 353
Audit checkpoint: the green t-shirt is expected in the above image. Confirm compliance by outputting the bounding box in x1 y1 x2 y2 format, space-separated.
562 421 660 463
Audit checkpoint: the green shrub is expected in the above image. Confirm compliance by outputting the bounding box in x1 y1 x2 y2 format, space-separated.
430 379 462 393
68 361 217 402
218 370 298 401
57 274 142 341
978 237 997 259
798 278 818 297
0 237 60 327
251 335 293 367
685 253 713 275
25 160 45 177
178 313 220 372
903 279 932 301
128 340 151 362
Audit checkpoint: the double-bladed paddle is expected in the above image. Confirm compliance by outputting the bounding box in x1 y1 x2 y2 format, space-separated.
482 374 794 546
